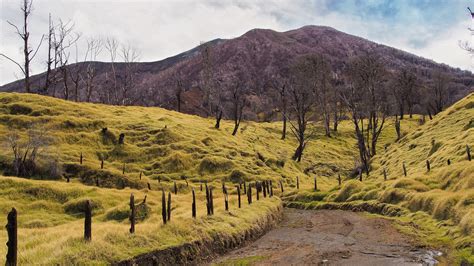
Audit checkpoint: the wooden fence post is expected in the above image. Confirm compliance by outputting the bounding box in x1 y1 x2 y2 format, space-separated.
200 182 203 192
263 181 267 198
209 188 214 215
296 177 299 189
338 174 341 186
237 186 241 208
167 192 171 222
224 193 229 211
139 172 142 180
192 189 196 218
383 168 387 181
6 208 17 266
80 152 83 165
426 160 430 172
243 182 247 195
403 162 407 177
314 176 318 191
447 159 451 165
269 180 273 197
256 182 260 201
161 190 167 225
84 201 92 241
205 184 210 215
122 163 125 174
247 183 252 204
280 180 284 193
147 183 151 190
358 168 362 182
467 145 472 161
129 194 135 234
100 159 104 169
174 181 178 195
222 182 226 194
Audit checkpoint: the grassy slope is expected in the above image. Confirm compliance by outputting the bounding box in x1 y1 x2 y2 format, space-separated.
289 93 474 263
0 92 470 263
0 92 375 264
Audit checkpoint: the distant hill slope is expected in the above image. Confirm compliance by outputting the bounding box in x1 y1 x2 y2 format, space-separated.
1 25 473 118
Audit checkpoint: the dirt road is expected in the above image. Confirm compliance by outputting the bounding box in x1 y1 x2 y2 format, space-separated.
213 208 439 266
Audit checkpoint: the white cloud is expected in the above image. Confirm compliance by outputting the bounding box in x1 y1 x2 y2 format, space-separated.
1 0 472 85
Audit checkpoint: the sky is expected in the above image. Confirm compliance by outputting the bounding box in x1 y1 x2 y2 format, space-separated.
1 0 473 85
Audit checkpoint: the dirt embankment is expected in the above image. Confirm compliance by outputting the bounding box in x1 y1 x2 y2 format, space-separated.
214 209 440 266
115 204 284 266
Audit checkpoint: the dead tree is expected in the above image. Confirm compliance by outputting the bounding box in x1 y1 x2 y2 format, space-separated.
43 13 55 94
6 208 17 266
119 44 140 105
429 71 451 115
229 76 248 136
174 75 184 112
312 55 333 137
288 55 318 162
1 0 44 93
342 54 388 174
81 38 103 102
392 68 420 119
104 37 119 103
84 201 92 241
395 116 401 141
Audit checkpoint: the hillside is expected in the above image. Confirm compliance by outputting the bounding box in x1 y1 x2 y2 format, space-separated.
1 25 473 118
287 93 474 263
0 92 372 264
0 92 472 263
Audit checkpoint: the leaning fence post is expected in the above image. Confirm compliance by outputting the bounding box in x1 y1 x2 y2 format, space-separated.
6 208 17 266
236 186 241 208
192 188 196 218
403 162 407 177
161 190 167 225
167 192 171 222
426 160 431 172
84 201 92 241
129 194 135 234
147 182 151 190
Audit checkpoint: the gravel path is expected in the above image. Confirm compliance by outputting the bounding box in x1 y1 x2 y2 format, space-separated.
213 208 439 266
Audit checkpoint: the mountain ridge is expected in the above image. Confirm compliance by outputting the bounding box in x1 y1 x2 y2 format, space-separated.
1 25 473 118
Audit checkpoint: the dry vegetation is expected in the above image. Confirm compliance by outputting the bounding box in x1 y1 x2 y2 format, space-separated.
0 92 472 264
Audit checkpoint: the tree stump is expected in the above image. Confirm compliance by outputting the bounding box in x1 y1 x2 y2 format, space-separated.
6 208 17 266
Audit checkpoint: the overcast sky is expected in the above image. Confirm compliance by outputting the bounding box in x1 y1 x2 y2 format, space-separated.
1 0 473 85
